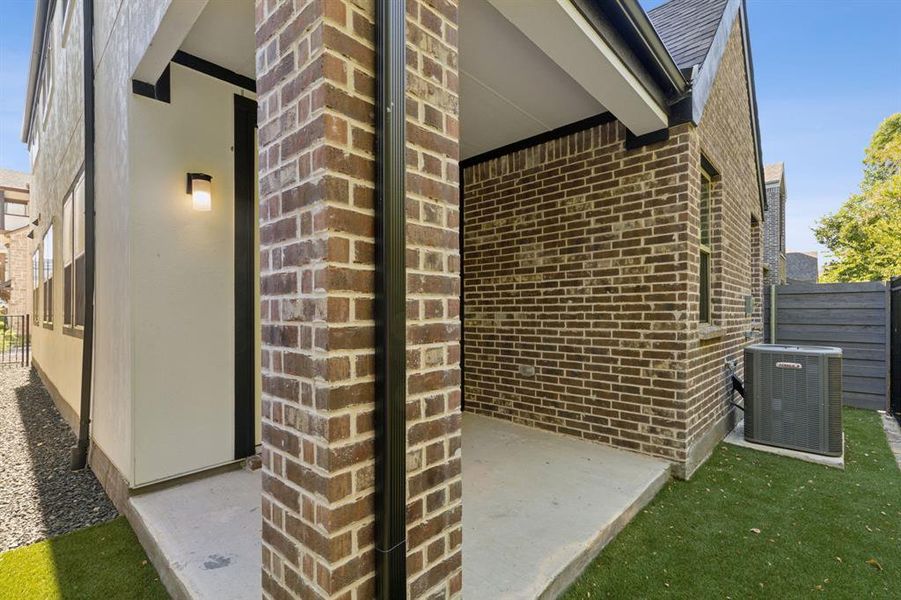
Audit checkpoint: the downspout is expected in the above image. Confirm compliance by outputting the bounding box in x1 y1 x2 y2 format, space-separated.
374 0 407 597
71 0 96 470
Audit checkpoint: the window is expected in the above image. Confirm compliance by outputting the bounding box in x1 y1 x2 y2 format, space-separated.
63 195 73 327
60 0 75 47
74 177 85 327
61 174 85 331
32 251 40 325
699 169 712 324
42 225 54 325
41 42 53 127
28 127 40 167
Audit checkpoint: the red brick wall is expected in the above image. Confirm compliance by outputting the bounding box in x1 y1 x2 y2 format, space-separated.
463 120 695 465
255 0 461 597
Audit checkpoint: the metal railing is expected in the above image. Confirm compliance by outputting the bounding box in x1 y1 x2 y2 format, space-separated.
0 315 30 367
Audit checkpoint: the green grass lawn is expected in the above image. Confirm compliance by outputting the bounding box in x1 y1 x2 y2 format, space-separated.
0 517 168 600
564 408 900 599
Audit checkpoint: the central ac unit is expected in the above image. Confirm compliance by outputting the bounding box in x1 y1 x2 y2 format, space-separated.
744 344 842 456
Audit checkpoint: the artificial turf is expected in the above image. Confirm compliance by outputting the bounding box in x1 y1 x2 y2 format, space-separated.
564 408 900 599
0 517 168 599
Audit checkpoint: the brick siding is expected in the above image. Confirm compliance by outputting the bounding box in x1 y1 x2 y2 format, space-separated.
255 0 461 597
4 227 33 316
463 13 763 478
763 181 784 286
463 120 695 464
684 14 764 475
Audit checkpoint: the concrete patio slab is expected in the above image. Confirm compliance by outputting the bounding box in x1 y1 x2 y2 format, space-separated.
129 468 261 600
724 419 844 469
462 413 670 599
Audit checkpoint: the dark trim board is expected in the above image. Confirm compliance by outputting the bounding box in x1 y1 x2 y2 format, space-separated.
461 112 616 169
233 94 257 460
625 127 669 150
132 66 171 102
173 51 256 93
133 52 254 103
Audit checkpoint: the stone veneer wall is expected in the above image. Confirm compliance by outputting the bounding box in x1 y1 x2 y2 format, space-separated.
255 0 461 598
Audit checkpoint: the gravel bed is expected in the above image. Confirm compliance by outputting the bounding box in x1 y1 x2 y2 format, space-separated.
0 367 117 552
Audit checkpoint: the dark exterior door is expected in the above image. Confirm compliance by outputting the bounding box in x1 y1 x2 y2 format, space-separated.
234 94 258 459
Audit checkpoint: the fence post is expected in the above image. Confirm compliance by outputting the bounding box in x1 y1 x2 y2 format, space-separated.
886 281 892 412
769 284 777 344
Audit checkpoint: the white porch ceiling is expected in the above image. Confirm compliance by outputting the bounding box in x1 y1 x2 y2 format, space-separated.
180 0 256 79
460 0 604 160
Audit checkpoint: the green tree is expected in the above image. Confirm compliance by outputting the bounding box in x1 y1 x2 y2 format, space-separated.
814 113 901 282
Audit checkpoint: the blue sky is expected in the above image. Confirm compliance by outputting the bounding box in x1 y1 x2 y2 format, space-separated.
0 0 35 173
1 1 899 255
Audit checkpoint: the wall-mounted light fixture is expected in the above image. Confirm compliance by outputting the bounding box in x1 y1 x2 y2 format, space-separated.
186 173 213 211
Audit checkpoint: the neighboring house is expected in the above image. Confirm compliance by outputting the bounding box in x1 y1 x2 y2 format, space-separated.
23 0 766 598
0 168 33 316
762 162 787 286
787 251 819 283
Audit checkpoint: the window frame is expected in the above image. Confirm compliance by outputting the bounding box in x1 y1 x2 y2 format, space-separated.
699 167 713 325
40 41 53 128
42 224 54 328
32 250 40 325
62 171 85 337
63 193 73 329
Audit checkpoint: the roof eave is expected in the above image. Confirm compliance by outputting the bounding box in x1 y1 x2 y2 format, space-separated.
608 0 688 97
21 0 51 144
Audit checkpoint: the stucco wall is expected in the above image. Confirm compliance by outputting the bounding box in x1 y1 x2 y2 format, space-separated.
27 0 87 429
129 63 257 486
31 0 183 485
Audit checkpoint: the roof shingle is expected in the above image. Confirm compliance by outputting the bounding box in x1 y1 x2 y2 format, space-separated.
647 0 729 72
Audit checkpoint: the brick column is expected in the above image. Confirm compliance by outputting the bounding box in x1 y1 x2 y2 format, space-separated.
255 0 460 597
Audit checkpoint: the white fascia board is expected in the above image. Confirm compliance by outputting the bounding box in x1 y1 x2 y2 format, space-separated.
488 0 668 135
132 0 209 84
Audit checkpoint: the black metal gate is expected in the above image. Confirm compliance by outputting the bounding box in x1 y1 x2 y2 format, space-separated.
891 276 901 420
0 314 30 367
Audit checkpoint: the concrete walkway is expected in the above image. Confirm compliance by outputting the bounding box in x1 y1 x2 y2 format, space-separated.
462 413 670 599
129 468 261 600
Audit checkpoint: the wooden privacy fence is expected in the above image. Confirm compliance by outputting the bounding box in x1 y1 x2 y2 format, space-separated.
764 281 890 410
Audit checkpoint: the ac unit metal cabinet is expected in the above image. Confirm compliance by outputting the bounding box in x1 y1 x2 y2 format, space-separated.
744 344 843 456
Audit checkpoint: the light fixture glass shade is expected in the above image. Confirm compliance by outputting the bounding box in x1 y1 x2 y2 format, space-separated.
188 174 212 211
